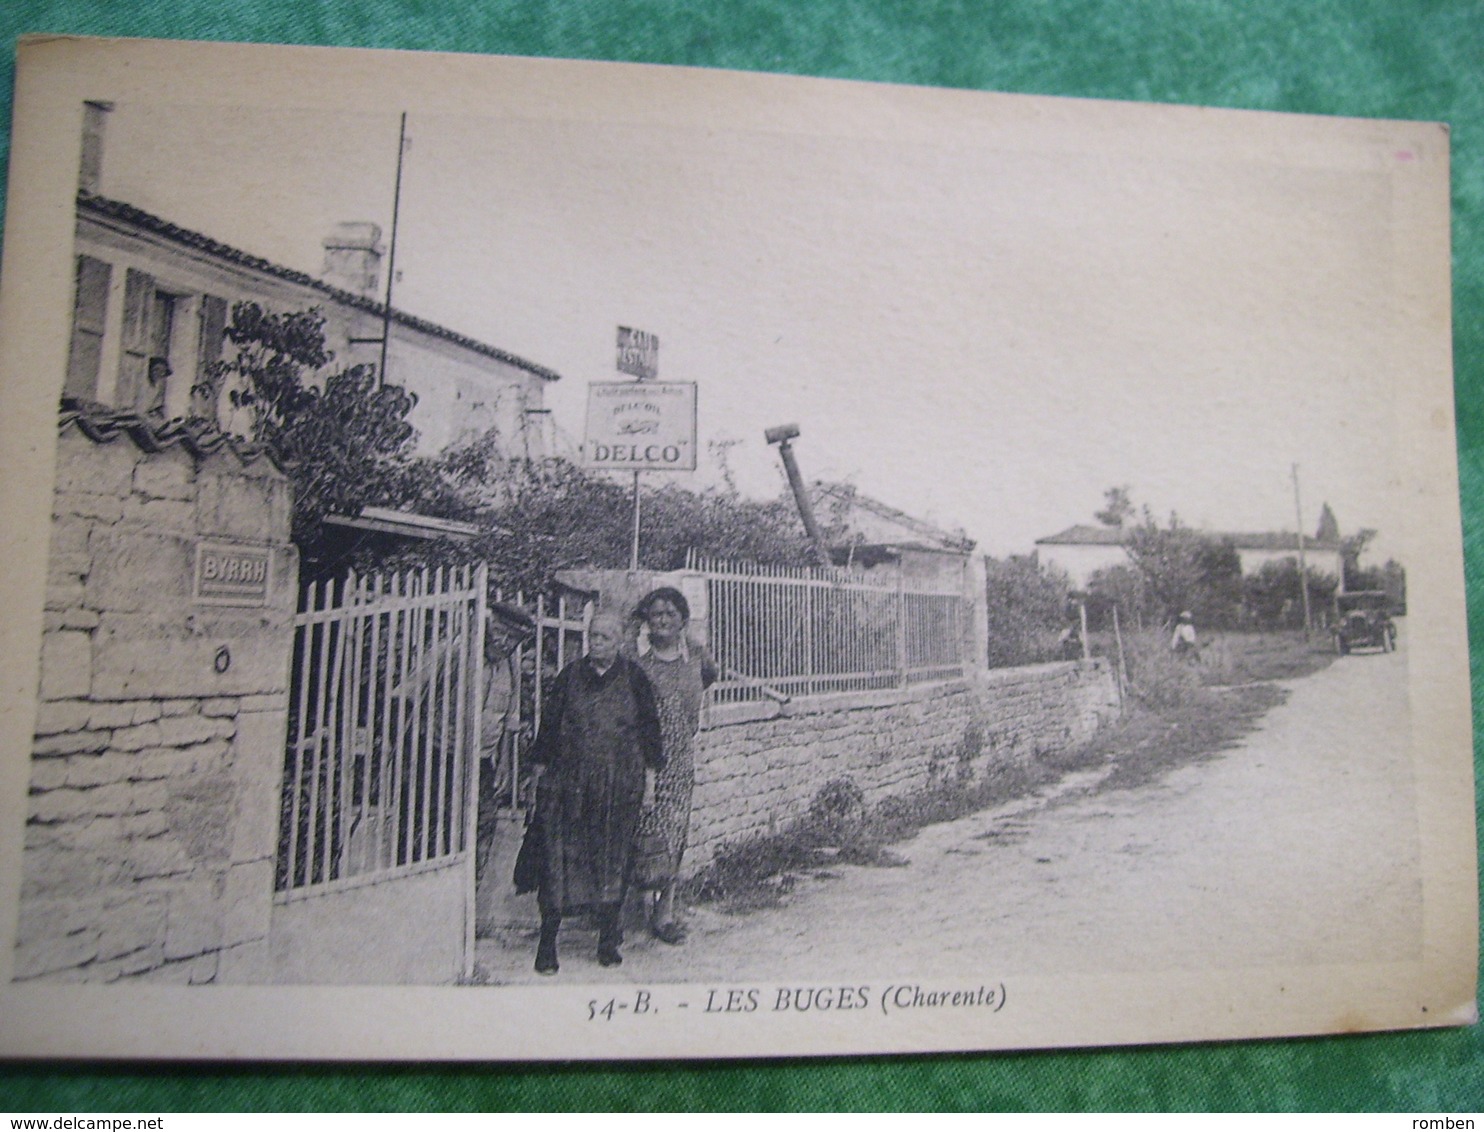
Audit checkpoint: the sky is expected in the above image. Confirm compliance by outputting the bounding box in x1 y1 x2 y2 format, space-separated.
93 85 1421 562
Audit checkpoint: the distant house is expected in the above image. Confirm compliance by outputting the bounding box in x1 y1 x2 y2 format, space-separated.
63 102 559 459
811 481 977 590
1034 523 1346 590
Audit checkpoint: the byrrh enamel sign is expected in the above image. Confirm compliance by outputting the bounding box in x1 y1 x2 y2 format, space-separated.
193 541 273 606
584 380 698 471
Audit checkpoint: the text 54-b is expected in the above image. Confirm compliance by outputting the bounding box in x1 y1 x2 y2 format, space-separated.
588 990 654 1021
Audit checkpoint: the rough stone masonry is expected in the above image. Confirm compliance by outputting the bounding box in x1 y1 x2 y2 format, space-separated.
688 661 1120 866
16 414 297 983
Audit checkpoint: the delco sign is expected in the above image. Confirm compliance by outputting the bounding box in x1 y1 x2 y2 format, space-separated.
584 381 697 471
194 542 273 606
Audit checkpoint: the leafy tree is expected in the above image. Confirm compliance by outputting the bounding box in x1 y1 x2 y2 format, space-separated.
1095 485 1135 528
1348 558 1407 611
983 554 1071 667
1193 537 1244 627
1088 487 1246 627
1121 510 1210 620
1340 528 1378 589
1085 563 1154 631
1381 559 1407 613
211 304 330 441
468 461 816 593
206 302 444 554
1242 559 1339 630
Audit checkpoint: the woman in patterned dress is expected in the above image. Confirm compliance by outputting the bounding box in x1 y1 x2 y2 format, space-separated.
632 587 717 945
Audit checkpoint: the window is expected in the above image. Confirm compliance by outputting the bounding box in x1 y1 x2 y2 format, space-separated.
64 255 111 400
142 289 177 415
71 251 228 419
117 268 155 411
193 294 228 421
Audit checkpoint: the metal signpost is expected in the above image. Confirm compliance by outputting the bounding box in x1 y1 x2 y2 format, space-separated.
584 328 697 569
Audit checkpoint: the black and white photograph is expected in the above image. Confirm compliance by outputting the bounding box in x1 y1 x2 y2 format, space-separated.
0 36 1473 1061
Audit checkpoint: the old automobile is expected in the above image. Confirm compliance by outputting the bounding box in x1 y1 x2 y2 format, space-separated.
1332 590 1398 654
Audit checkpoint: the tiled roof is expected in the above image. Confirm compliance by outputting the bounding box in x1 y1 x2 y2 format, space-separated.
1035 522 1343 552
1223 530 1344 552
59 397 282 471
812 481 976 553
78 192 562 383
1034 524 1125 546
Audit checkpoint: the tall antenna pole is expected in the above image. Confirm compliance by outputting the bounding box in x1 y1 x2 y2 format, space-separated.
1292 462 1312 637
379 111 408 388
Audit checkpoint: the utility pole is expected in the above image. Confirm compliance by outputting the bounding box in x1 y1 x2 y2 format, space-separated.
1292 462 1312 637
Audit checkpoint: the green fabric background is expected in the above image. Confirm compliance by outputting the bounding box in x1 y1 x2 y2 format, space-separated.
0 0 1479 1113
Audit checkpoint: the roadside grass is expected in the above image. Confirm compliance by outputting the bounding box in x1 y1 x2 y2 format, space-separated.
1193 628 1338 685
685 631 1329 913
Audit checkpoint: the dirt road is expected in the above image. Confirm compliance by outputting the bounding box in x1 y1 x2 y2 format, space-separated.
476 638 1419 984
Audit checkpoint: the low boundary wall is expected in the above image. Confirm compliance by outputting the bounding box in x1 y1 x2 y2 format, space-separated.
687 659 1119 868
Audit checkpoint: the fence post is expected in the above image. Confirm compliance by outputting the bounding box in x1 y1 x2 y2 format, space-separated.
897 570 908 689
463 563 487 982
805 582 815 697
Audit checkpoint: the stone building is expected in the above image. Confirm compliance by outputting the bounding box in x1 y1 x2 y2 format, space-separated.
64 101 560 458
811 480 978 587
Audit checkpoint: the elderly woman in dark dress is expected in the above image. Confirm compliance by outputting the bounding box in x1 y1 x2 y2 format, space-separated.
632 587 717 945
529 611 663 975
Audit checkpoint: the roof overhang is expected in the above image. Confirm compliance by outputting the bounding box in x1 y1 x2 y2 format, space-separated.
322 506 492 541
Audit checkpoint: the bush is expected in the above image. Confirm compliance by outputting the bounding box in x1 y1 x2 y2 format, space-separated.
805 779 868 847
984 555 1072 667
1119 628 1209 711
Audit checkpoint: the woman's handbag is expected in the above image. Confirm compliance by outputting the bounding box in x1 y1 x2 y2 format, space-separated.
512 809 543 894
632 823 673 889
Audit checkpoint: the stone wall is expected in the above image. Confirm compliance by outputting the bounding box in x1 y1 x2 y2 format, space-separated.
687 660 1119 868
14 421 297 983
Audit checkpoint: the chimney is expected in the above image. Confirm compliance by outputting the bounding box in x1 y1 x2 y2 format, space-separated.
79 100 114 194
321 221 384 297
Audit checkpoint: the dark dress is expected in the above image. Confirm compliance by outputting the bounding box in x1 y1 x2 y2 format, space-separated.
529 655 663 915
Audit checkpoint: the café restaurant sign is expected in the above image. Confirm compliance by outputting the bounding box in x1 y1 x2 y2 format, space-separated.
584 380 698 472
616 326 659 380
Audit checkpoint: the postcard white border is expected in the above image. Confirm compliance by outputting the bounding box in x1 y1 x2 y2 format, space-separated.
0 36 1473 1061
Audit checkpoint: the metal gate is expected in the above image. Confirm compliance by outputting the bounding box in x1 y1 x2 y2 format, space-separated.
271 564 486 983
485 587 591 813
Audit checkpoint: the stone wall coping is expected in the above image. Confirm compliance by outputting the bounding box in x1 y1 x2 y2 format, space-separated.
977 657 1108 688
704 677 972 730
701 659 1109 728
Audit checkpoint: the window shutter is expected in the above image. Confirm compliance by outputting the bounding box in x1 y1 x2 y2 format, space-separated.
64 255 112 400
117 268 154 411
193 294 229 421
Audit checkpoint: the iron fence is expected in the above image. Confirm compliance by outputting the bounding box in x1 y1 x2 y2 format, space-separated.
687 552 967 705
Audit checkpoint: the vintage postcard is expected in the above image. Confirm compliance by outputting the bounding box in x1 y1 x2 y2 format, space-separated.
0 36 1473 1060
